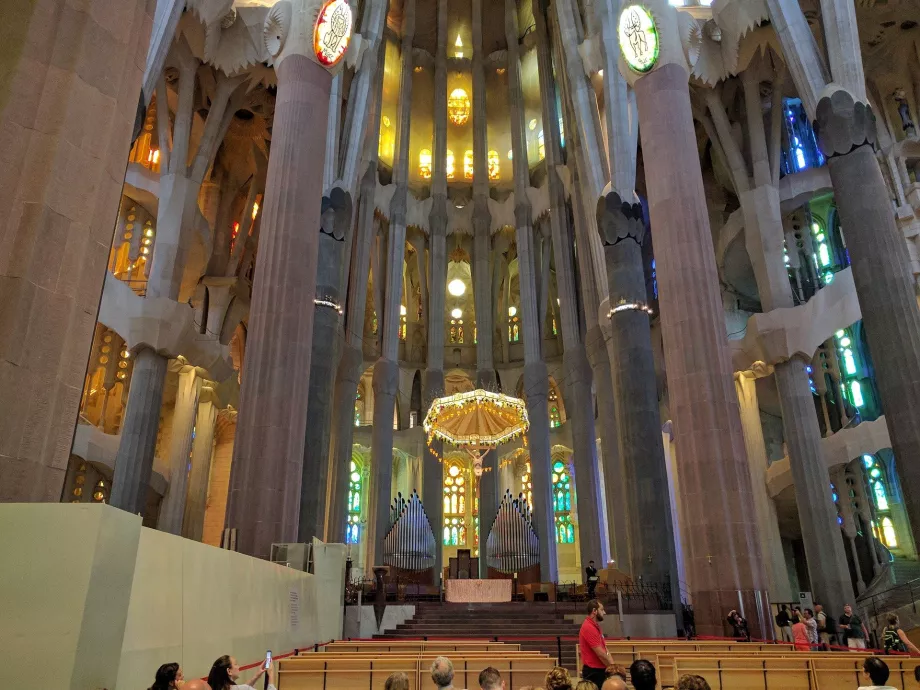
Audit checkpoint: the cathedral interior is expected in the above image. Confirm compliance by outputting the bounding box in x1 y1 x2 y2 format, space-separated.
5 0 920 679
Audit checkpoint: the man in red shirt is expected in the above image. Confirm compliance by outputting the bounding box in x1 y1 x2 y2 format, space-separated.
580 599 614 687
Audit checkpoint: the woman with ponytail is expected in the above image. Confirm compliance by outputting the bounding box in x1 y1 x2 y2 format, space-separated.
148 662 183 690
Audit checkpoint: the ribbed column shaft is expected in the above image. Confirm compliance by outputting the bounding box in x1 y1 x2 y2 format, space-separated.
506 0 557 582
369 359 399 566
605 239 678 600
423 370 445 583
110 347 168 515
183 395 218 541
158 367 203 535
300 227 347 542
775 359 855 613
225 53 331 558
635 62 768 637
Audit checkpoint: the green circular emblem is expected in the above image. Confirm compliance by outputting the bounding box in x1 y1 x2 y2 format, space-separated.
618 5 660 73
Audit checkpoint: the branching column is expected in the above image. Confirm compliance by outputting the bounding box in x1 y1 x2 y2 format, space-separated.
327 39 387 544
705 72 854 616
422 0 448 582
533 0 606 569
226 13 337 557
506 0 557 582
597 196 678 596
370 0 416 566
622 2 767 636
472 0 498 576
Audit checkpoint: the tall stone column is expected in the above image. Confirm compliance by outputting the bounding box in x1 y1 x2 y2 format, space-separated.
621 1 768 636
110 347 168 515
532 0 606 571
370 0 416 567
327 37 388 544
158 365 204 535
226 3 344 558
472 0 498 578
0 0 152 501
814 91 920 544
734 369 793 601
300 192 349 542
506 0 557 582
183 388 219 541
597 198 678 598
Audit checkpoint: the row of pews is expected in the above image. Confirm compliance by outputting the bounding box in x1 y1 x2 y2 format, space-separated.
276 640 557 689
581 639 920 689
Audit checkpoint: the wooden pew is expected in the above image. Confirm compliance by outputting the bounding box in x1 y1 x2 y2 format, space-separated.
671 654 920 690
317 641 518 653
579 640 794 670
278 654 555 689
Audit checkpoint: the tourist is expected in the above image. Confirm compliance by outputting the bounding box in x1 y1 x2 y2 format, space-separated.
574 682 598 690
601 676 627 690
545 667 572 690
675 675 711 690
585 560 599 598
883 614 920 655
479 666 505 690
814 604 830 647
148 662 183 690
579 600 614 688
775 604 793 642
605 665 627 682
207 655 275 690
628 660 657 690
726 609 749 640
858 657 897 689
840 604 869 649
792 611 810 651
431 656 460 690
804 609 819 649
386 672 410 690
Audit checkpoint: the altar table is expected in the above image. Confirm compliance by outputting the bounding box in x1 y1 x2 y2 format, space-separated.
445 578 512 603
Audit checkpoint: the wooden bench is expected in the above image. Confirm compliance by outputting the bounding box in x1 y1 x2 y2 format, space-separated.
671 654 920 690
278 654 556 689
317 641 519 653
578 641 794 670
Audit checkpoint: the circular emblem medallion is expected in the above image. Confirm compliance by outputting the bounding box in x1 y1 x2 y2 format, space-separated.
618 5 660 73
314 0 353 67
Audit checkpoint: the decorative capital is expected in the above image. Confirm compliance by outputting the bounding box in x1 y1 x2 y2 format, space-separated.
264 0 355 73
596 191 645 246
320 186 352 241
813 88 877 158
514 201 532 229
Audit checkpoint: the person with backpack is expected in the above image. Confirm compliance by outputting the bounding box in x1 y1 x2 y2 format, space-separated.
883 614 920 656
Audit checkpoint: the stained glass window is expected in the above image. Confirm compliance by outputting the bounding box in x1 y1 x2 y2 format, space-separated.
347 460 363 544
488 150 500 180
864 454 898 548
464 150 474 181
548 387 562 428
522 462 533 507
553 459 575 543
419 149 432 179
443 462 467 545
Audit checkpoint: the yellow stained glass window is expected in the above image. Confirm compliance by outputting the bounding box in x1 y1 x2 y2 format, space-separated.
419 148 432 179
464 150 474 181
447 88 471 126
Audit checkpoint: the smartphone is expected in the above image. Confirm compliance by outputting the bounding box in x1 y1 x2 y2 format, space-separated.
264 650 272 670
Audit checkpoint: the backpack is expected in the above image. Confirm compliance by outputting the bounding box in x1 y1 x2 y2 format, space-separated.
884 626 907 653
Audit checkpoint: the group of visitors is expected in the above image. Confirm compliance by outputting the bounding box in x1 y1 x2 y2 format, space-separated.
148 655 276 690
775 603 920 654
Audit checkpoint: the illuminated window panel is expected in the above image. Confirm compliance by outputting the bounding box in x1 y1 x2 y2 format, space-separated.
446 150 456 180
488 150 500 180
463 150 474 181
419 148 432 179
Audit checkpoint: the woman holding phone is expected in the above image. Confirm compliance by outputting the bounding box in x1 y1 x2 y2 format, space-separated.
207 654 276 690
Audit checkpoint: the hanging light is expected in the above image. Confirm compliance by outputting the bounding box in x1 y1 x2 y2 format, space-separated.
508 306 517 317
451 308 463 319
448 278 466 296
